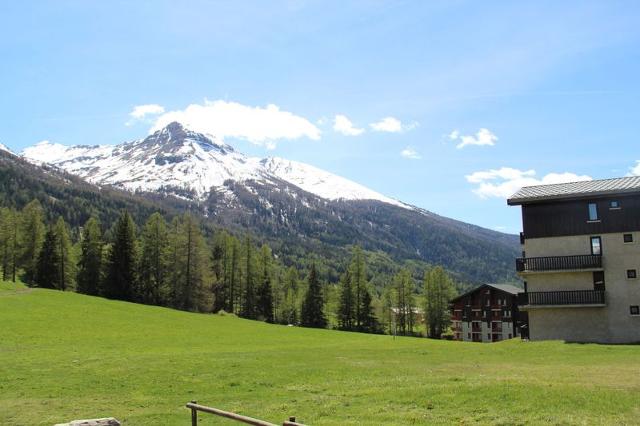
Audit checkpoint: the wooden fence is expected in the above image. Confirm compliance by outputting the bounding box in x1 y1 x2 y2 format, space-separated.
186 401 306 426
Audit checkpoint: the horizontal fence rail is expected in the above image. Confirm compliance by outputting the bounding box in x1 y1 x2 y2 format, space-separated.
517 290 605 306
186 401 306 426
515 254 602 272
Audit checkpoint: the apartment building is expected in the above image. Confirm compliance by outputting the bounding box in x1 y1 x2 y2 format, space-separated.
450 283 526 342
508 176 640 343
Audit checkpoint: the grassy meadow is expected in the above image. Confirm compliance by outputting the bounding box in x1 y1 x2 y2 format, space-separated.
1 282 639 425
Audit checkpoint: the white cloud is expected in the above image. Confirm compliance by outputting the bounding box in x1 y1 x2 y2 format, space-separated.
400 146 421 160
332 114 364 136
130 104 165 119
628 161 640 176
150 100 321 147
466 167 592 199
451 128 498 149
370 116 417 133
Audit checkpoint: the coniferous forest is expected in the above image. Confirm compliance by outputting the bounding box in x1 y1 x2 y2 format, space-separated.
0 199 457 336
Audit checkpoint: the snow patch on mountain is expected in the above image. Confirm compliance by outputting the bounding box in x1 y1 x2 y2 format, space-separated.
0 143 14 155
21 122 410 209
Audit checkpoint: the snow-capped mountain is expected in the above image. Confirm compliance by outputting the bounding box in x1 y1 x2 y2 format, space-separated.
22 122 407 208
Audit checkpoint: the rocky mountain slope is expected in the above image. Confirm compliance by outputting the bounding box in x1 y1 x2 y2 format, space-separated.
16 123 519 284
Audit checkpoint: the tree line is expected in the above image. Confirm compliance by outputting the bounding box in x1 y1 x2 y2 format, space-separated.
0 199 456 338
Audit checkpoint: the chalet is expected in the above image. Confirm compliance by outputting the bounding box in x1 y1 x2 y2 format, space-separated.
508 176 640 343
449 283 526 342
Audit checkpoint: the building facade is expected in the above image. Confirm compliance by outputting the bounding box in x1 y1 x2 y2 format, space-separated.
450 283 526 342
508 176 640 343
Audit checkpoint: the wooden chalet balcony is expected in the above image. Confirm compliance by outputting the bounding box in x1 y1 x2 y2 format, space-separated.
515 254 602 273
517 290 605 307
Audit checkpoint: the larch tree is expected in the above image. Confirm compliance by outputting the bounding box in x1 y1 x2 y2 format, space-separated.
349 246 366 329
256 244 274 322
138 213 169 305
337 269 354 330
394 269 415 336
0 208 19 282
280 266 299 325
240 236 257 319
423 266 456 338
54 216 74 291
19 200 45 285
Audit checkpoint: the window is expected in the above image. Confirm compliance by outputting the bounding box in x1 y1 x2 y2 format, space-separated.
630 306 640 316
591 236 602 255
468 333 471 339
588 203 599 221
610 200 620 209
593 271 605 291
487 334 491 340
624 234 633 243
627 269 637 279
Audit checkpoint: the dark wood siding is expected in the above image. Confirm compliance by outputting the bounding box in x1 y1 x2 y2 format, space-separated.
522 194 640 239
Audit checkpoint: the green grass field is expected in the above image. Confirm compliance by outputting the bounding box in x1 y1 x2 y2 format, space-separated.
1 282 639 425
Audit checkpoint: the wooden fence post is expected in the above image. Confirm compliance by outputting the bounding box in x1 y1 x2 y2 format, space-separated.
191 400 198 426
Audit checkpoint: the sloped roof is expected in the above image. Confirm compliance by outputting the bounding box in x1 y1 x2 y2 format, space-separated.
507 176 640 205
449 283 522 303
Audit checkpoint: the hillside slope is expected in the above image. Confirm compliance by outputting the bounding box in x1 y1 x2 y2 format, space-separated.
14 123 519 283
1 286 639 425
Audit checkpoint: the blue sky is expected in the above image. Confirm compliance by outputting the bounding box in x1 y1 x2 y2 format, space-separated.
2 1 640 233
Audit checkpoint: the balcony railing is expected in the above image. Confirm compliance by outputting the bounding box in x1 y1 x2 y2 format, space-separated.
515 254 602 273
517 290 605 307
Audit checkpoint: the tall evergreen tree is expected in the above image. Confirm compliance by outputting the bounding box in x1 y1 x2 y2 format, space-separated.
77 217 103 296
301 264 327 328
241 236 257 319
256 244 274 322
104 210 137 301
35 225 60 289
168 214 212 311
394 269 415 336
0 208 19 282
19 200 45 285
211 231 227 312
54 216 74 291
349 246 366 329
423 266 456 338
337 269 354 330
358 285 380 333
138 213 169 305
280 266 299 325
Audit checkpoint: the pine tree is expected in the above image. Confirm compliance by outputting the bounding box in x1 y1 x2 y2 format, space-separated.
423 266 455 338
337 269 354 330
77 217 103 296
19 200 45 285
256 244 274 322
54 216 74 291
241 236 257 319
138 213 169 305
104 210 137 301
301 264 327 328
35 225 60 289
0 208 19 282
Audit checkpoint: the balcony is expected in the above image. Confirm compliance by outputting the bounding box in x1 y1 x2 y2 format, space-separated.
517 290 605 308
515 254 602 273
